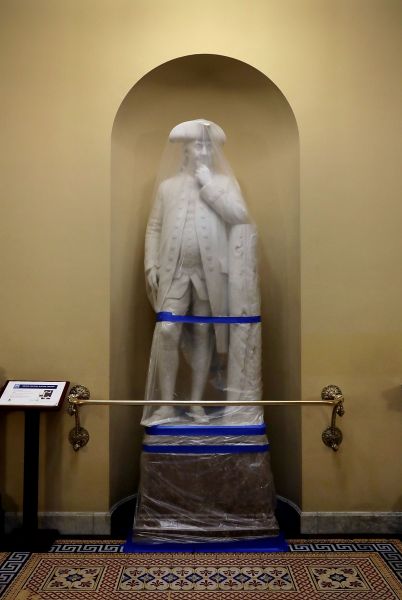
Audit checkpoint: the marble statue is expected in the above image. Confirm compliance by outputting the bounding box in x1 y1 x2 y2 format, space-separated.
142 119 261 425
134 127 278 541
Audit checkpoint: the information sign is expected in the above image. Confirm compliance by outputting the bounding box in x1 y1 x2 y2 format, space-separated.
0 380 69 409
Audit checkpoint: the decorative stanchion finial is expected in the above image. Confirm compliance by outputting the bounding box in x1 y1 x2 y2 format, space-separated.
321 385 345 451
67 385 90 451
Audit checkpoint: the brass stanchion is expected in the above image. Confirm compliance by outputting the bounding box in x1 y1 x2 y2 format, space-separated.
67 385 345 452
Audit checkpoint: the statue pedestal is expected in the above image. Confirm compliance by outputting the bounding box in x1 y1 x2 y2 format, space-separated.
132 425 279 544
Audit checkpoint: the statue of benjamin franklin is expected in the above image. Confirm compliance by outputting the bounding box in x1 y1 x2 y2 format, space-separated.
142 120 261 426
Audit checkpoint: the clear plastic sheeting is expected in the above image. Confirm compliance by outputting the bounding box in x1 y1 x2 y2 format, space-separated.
133 432 278 544
142 434 269 447
142 119 263 427
133 120 279 545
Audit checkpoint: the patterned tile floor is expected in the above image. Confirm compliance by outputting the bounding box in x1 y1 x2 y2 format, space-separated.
0 539 401 599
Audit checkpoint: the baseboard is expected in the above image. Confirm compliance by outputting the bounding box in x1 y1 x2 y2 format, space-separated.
4 509 401 536
300 511 402 534
5 512 111 535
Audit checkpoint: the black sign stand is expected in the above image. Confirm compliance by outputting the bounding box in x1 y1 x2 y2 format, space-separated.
0 381 69 551
23 409 40 532
0 410 58 551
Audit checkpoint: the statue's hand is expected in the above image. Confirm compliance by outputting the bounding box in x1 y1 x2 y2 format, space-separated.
147 266 159 296
195 164 212 187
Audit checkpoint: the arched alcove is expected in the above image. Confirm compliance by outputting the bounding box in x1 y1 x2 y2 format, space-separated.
110 54 301 509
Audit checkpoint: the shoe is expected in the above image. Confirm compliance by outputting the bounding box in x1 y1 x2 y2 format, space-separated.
149 406 176 423
187 406 209 424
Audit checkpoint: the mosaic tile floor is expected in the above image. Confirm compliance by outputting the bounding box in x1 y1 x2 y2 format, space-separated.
0 539 401 599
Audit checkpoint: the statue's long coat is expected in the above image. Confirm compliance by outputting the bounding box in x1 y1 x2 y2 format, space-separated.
145 172 248 352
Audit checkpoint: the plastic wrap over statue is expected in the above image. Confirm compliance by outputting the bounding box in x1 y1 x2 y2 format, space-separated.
134 120 278 544
142 119 263 426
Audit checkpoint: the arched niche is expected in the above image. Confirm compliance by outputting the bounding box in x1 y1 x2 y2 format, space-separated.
110 54 301 509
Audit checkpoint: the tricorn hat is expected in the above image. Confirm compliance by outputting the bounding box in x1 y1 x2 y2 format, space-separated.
169 119 226 145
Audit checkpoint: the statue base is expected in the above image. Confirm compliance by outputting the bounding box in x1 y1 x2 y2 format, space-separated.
132 433 279 543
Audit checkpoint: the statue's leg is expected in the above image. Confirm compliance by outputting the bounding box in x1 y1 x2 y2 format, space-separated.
152 285 190 422
158 321 183 400
187 292 213 423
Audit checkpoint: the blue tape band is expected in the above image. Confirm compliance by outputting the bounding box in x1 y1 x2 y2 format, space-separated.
142 444 270 454
145 425 266 436
156 312 261 324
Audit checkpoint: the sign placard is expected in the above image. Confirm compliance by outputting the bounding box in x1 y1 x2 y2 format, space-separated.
0 380 69 409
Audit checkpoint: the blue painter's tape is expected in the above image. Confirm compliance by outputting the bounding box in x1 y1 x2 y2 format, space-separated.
145 425 267 436
142 444 270 454
156 312 261 324
124 533 289 553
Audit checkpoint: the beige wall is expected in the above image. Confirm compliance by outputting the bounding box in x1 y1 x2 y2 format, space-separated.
0 0 401 519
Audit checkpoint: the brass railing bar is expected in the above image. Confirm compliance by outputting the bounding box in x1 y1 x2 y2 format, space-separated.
69 398 339 407
66 385 345 452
